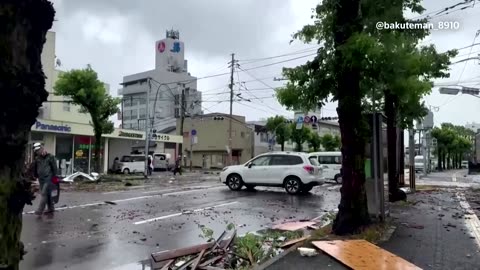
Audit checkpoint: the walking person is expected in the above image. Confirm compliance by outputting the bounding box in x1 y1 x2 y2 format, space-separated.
32 143 58 216
147 155 154 176
173 156 182 176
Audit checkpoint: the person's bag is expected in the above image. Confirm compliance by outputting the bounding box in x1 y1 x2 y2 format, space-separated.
51 176 60 204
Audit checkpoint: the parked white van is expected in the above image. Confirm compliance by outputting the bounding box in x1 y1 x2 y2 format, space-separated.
117 154 146 174
153 153 172 171
310 151 342 183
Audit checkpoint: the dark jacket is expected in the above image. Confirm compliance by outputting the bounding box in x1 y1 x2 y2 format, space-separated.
33 154 58 183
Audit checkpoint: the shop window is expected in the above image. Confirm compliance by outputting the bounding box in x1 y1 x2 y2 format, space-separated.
73 136 91 173
56 135 73 176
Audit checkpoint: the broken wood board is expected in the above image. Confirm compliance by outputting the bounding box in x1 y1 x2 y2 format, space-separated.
151 238 231 262
279 236 309 248
312 240 422 270
272 221 317 231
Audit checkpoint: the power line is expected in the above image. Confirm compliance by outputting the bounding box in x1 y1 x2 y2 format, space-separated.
240 53 317 72
237 47 320 64
457 29 480 83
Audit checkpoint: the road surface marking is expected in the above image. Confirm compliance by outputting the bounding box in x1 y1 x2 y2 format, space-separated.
133 201 239 225
142 185 223 194
22 185 225 215
452 173 457 182
456 192 480 248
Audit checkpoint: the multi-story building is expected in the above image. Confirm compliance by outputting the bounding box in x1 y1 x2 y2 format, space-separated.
466 122 480 134
178 113 253 168
29 31 182 175
247 116 341 156
118 30 202 133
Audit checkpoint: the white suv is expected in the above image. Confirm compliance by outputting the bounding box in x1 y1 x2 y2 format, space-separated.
220 152 324 195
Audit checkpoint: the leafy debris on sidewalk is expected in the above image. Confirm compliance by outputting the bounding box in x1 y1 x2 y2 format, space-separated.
150 224 307 270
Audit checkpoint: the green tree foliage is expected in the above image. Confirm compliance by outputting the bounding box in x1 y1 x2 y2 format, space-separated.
308 132 322 152
290 125 311 152
0 1 55 268
274 0 455 233
432 123 473 170
321 134 341 151
54 66 120 172
265 116 291 151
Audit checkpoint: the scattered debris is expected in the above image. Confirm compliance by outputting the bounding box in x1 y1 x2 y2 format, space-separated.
273 221 316 231
280 236 309 248
298 247 318 257
151 225 306 269
62 172 99 182
104 201 117 205
401 222 424 229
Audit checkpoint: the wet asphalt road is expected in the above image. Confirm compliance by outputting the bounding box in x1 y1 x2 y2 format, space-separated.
20 181 341 270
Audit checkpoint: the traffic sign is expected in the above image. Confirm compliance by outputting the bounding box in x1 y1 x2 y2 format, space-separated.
310 115 318 123
296 123 303 130
296 116 304 123
304 116 311 123
191 129 197 136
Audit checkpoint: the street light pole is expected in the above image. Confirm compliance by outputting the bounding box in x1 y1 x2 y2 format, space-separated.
144 78 151 178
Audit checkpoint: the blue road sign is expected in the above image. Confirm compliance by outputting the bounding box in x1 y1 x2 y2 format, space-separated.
296 116 304 123
310 115 318 123
191 129 197 136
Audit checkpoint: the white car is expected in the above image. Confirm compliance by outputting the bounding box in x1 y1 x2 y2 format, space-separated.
220 152 324 194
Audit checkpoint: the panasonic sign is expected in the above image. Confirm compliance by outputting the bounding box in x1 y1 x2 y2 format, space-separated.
35 121 72 133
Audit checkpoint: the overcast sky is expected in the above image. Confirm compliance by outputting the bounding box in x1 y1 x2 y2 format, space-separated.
50 0 480 128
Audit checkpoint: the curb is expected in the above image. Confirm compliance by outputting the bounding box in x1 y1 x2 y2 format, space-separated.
456 192 480 248
254 220 333 270
253 240 306 270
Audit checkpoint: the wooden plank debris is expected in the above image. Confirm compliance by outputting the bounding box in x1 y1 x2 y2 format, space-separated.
312 240 423 270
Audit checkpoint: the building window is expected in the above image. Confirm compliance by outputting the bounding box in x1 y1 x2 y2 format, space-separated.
174 108 180 118
260 133 268 143
241 132 245 138
124 98 132 107
63 101 70 112
174 94 180 105
139 108 146 119
123 110 131 120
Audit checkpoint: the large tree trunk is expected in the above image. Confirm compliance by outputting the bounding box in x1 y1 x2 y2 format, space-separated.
280 141 285 151
399 129 405 186
442 153 446 170
94 134 102 173
331 0 369 235
384 92 399 201
0 1 55 268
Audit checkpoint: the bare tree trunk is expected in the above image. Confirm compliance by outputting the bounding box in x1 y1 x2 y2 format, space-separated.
0 1 55 268
331 0 369 235
437 148 442 171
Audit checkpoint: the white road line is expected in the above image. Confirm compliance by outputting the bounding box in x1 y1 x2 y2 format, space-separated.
23 185 225 215
133 201 238 225
452 172 457 182
456 192 480 248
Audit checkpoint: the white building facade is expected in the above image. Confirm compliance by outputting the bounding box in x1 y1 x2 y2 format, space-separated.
118 30 202 133
28 31 182 175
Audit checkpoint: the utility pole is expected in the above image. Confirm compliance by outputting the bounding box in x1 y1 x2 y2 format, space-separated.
189 116 194 172
179 83 185 164
422 131 427 177
144 78 151 178
228 53 235 165
409 128 416 191
426 130 431 173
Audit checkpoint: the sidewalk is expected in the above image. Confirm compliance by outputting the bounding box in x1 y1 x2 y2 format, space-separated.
263 188 480 270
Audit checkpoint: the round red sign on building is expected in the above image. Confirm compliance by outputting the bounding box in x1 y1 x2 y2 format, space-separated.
157 41 166 53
